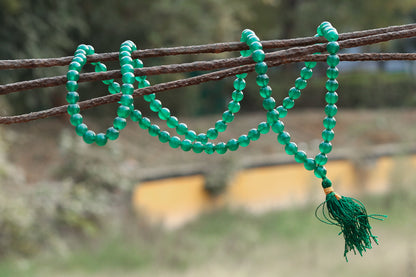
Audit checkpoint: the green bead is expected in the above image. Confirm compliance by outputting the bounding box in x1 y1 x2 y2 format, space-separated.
197 133 208 144
134 59 144 68
119 51 131 58
113 117 127 130
120 56 133 66
327 54 340 67
207 128 218 140
119 45 131 52
117 105 131 118
67 104 80 115
192 142 205 153
295 77 307 90
271 120 284 133
106 127 119 140
135 75 147 82
122 72 135 84
256 74 269 87
323 116 336 129
241 29 255 40
204 142 215 154
95 133 107 146
138 80 150 89
83 130 96 144
319 142 333 154
288 87 301 100
72 56 85 66
258 122 270 134
325 104 338 117
138 117 151 129
240 49 251 57
233 78 246 90
167 116 179 128
238 135 250 147
232 90 244 101
119 95 133 106
267 109 280 123
262 97 276 111
121 84 134 95
315 153 328 166
228 101 241 113
176 123 188 135
325 79 339 92
285 142 298 155
326 67 339 79
252 49 265 62
304 158 316 171
75 123 88 136
102 79 114 85
326 31 339 42
222 111 234 123
158 108 171 120
215 142 227 154
300 67 313 80
277 131 291 145
158 131 171 143
236 73 248 78
143 93 155 102
322 129 335 142
325 92 338 104
259 86 272 98
326 42 339 54
181 139 193 151
314 166 327 178
70 113 83 126
148 124 160 137
185 130 197 141
248 128 260 141
295 151 307 163
215 120 227 132
149 100 162 112
277 106 288 118
66 81 78 92
304 61 317 69
108 82 121 94
130 109 142 122
94 63 107 72
255 62 268 74
67 70 79 81
169 136 181 149
68 62 81 71
322 178 332 188
227 139 239 151
282 97 295 109
121 64 134 74
247 34 259 44
250 41 263 51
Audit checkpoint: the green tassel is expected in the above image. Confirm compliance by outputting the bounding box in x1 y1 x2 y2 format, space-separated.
316 191 387 261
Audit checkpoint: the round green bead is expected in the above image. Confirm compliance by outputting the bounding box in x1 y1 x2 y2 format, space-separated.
238 135 250 147
83 130 96 144
325 92 338 104
323 117 336 129
215 142 227 154
325 79 339 92
322 129 335 142
263 97 276 111
138 80 150 89
228 101 241 113
322 178 332 188
75 123 88 136
69 61 82 71
149 100 162 112
169 136 181 149
122 72 135 84
300 67 313 80
232 90 244 101
277 131 291 145
255 62 268 74
325 104 338 117
130 109 142 122
240 49 251 57
167 116 179 128
267 109 280 123
138 117 151 129
204 142 215 154
119 95 133 106
304 61 317 69
247 34 259 44
197 133 208 144
327 54 340 67
117 105 131 118
158 131 171 143
285 142 298 155
67 104 80 115
66 81 78 92
134 59 144 68
106 127 119 140
185 130 197 141
215 120 227 132
102 79 114 85
120 56 133 66
227 139 239 151
95 133 107 146
236 73 248 78
250 41 263 51
192 142 205 153
256 74 269 87
326 31 339 42
113 117 127 130
119 45 131 52
326 42 339 54
288 87 301 100
258 122 270 134
248 128 260 141
121 84 134 95
326 67 339 79
143 93 155 102
108 82 121 94
271 120 285 133
176 123 188 135
295 78 307 90
277 106 288 118
319 142 333 154
94 63 107 72
222 111 234 123
72 56 85 66
252 49 265 62
233 78 246 90
294 151 307 163
158 108 171 120
282 97 295 109
314 166 327 178
70 113 83 126
259 86 272 98
135 75 147 82
148 125 161 137
181 139 193 151
119 51 131 58
207 128 218 140
67 70 79 81
304 158 316 171
121 64 134 74
315 153 328 166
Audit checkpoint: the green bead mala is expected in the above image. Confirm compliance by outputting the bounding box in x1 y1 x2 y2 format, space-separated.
66 21 386 260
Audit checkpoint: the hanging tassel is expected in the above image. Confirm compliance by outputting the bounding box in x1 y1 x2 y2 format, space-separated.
316 180 387 261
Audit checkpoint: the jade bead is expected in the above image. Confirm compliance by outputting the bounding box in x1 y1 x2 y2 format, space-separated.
326 31 339 42
181 139 193 151
121 64 134 74
149 99 162 112
232 90 244 101
67 104 80 115
158 131 171 143
255 62 268 74
325 92 338 104
241 29 254 40
327 54 340 67
285 142 298 155
325 79 339 92
252 49 265 62
215 142 227 154
277 106 288 118
322 129 335 142
185 130 197 141
248 128 260 141
304 61 317 69
67 70 79 81
120 56 133 66
258 122 270 134
119 50 130 58
228 101 241 113
136 75 147 82
66 81 78 92
102 79 114 85
95 133 108 146
259 86 272 98
300 67 313 80
277 131 290 145
70 114 83 126
233 78 246 90
304 158 316 171
94 63 107 72
143 93 155 102
119 95 133 106
113 117 127 130
106 127 119 140
176 123 188 135
282 97 295 109
314 166 327 178
167 116 179 128
222 111 234 123
197 133 208 144
130 109 142 122
325 104 338 117
247 34 259 44
207 128 218 140
158 107 171 120
295 151 307 163
169 136 181 148
326 41 339 54
262 97 276 111
238 135 250 147
83 130 96 144
75 123 88 136
138 117 151 129
295 77 307 90
256 74 269 87
288 87 301 100
323 117 336 129
227 139 239 151
267 109 280 123
134 59 144 68
108 82 121 94
204 142 215 154
72 56 85 66
322 178 332 188
236 73 248 78
69 62 82 71
138 80 150 88
119 45 131 52
250 41 263 51
271 120 284 133
215 120 227 132
315 153 328 166
122 72 135 84
192 142 205 153
148 124 161 137
240 49 251 57
117 105 131 118
121 84 134 95
326 67 339 79
319 142 333 154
